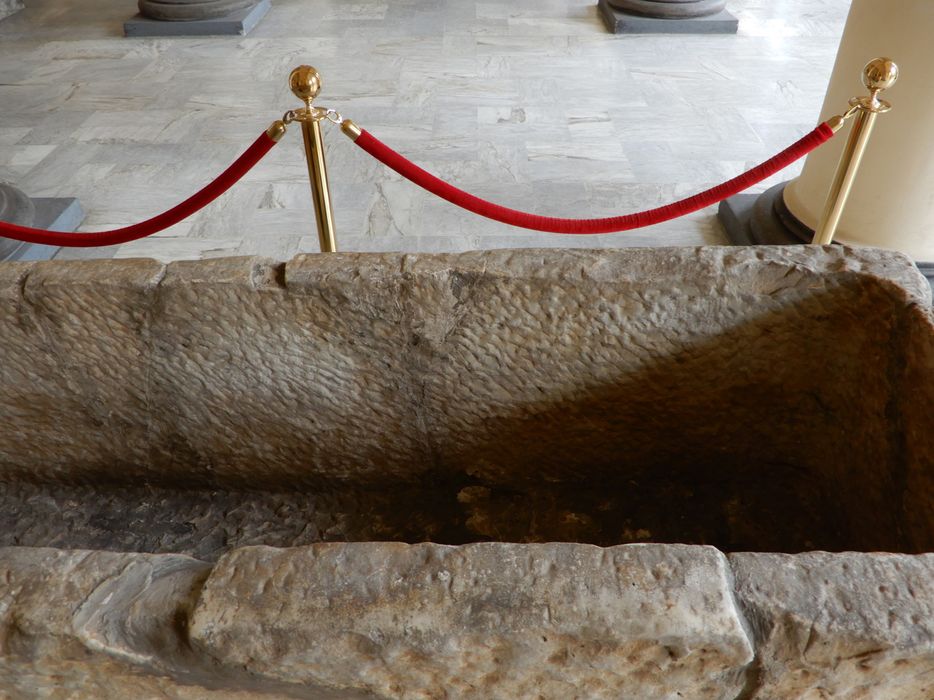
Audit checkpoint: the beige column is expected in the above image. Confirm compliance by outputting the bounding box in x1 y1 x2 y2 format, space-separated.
783 0 934 260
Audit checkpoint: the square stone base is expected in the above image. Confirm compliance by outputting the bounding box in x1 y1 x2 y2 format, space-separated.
718 193 758 246
3 197 84 262
124 0 270 37
598 0 738 34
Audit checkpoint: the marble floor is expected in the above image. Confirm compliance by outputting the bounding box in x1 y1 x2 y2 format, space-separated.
0 0 850 261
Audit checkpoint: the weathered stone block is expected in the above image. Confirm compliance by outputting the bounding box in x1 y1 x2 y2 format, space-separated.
0 259 164 481
731 551 934 699
144 254 430 484
1 247 933 698
1 247 933 553
0 547 229 698
190 542 754 699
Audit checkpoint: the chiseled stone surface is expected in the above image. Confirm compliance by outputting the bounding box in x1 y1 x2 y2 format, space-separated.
1 247 934 555
1 246 929 489
0 542 755 698
731 552 934 700
901 304 934 554
145 254 424 485
1 247 933 698
0 547 266 699
190 542 753 699
3 544 934 698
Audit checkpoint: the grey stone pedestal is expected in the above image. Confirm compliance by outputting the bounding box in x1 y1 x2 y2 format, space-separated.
718 182 934 294
0 183 85 262
718 182 809 247
124 0 270 37
598 0 738 34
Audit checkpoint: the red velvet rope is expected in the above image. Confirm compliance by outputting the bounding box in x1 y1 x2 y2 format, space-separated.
0 132 277 247
354 123 835 234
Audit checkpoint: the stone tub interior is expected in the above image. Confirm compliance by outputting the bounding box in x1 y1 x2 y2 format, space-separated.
2 247 933 559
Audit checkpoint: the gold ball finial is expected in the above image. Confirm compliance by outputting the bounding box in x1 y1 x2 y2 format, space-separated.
862 58 898 92
289 65 321 106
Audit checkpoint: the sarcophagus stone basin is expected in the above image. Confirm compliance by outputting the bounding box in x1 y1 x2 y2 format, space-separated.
1 247 932 699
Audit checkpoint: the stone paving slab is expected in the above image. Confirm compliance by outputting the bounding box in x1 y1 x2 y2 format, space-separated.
190 542 753 699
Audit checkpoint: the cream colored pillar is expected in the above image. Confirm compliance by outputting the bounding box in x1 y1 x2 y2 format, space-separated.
783 0 934 260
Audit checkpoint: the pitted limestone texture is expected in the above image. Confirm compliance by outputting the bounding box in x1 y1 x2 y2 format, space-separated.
189 542 753 699
730 552 934 699
1 247 934 698
2 544 932 698
1 247 934 554
0 547 301 699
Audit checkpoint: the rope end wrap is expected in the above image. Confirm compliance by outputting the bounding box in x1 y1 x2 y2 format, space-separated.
826 116 846 134
266 119 288 142
341 119 362 141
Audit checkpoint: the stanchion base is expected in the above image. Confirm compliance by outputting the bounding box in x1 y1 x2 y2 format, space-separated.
719 182 934 296
124 0 270 37
1 198 85 262
597 0 738 34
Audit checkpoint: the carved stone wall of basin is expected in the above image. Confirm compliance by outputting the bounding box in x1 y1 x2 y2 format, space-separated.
1 247 932 698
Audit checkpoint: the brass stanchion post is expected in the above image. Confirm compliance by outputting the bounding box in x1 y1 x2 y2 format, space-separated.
812 57 898 246
289 66 338 253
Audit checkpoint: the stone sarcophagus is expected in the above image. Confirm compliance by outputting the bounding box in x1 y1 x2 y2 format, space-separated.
1 247 932 699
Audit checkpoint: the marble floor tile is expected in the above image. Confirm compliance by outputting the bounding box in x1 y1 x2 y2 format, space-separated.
0 0 851 261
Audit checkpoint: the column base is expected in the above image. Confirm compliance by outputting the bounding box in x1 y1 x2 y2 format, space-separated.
1 198 85 262
124 0 270 37
718 182 934 296
597 0 738 34
718 182 811 246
